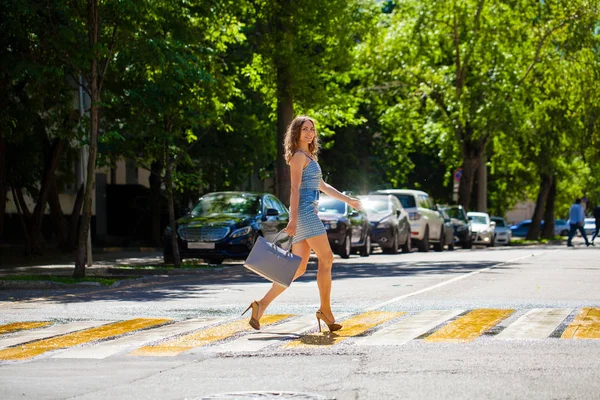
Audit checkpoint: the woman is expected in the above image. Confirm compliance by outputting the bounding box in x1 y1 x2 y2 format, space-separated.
242 115 362 332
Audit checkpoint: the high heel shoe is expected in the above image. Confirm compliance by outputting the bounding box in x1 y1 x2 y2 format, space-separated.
242 301 261 330
316 310 342 332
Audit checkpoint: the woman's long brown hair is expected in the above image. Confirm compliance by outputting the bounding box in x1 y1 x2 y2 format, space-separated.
284 115 319 164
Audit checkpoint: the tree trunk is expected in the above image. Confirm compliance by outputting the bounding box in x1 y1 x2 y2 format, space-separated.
69 183 85 251
11 187 31 255
476 153 487 212
164 144 181 267
526 174 553 240
0 132 6 238
458 142 482 211
149 160 163 247
541 176 557 239
30 137 65 254
48 178 69 250
275 1 294 205
74 0 100 278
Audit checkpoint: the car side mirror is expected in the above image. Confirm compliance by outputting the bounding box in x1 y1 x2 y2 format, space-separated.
396 210 401 218
490 221 496 228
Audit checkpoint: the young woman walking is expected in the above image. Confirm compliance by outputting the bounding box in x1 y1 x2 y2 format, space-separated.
242 115 362 332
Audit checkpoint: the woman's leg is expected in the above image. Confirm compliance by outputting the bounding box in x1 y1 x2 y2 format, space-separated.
255 240 311 320
306 234 335 321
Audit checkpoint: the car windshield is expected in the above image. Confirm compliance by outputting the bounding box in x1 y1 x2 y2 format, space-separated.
491 218 506 227
394 195 416 208
318 197 346 214
469 215 488 225
444 207 466 221
190 193 260 217
362 199 389 213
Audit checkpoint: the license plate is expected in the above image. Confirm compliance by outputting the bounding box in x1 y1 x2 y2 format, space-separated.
188 242 215 249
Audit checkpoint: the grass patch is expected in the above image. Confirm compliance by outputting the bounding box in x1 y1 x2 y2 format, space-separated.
510 237 562 245
0 275 126 286
113 261 224 270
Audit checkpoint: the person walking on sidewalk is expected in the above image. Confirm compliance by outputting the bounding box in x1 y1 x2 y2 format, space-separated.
591 204 600 245
567 198 590 247
242 115 362 332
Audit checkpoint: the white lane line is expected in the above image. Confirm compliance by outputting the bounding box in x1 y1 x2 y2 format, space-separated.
495 308 572 340
0 321 107 350
203 314 350 354
366 252 548 311
51 317 224 359
354 310 464 346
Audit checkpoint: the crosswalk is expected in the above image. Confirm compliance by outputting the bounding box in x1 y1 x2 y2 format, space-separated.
0 308 598 362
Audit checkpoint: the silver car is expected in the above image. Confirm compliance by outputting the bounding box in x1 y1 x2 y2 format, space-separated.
467 212 495 247
491 216 511 246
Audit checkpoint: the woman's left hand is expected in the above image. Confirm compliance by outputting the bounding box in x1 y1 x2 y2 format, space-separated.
348 198 362 211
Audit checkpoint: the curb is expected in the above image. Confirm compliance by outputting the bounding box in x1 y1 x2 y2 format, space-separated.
0 275 174 291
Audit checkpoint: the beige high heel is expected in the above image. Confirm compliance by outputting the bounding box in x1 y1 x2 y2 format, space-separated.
316 310 342 332
242 301 261 330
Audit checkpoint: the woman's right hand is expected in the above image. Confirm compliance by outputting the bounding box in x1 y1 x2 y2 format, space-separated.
285 220 297 237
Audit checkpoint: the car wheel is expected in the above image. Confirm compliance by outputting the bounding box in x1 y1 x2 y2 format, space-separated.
205 257 225 265
433 229 444 252
339 233 351 259
417 227 429 252
360 233 371 257
401 233 411 253
560 229 569 236
447 236 455 251
487 237 495 247
462 235 473 249
383 231 399 254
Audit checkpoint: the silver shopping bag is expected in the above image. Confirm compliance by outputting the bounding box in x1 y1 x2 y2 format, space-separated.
244 231 301 287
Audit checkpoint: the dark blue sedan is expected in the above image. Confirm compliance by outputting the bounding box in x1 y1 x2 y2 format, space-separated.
163 191 289 264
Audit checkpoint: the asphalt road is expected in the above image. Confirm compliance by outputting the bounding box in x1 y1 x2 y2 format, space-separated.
0 240 599 400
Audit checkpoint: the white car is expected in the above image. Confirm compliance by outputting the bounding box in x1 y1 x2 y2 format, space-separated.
371 189 445 252
583 218 596 237
467 212 496 247
491 216 511 245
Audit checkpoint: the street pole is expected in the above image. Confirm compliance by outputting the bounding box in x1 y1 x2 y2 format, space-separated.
78 75 92 267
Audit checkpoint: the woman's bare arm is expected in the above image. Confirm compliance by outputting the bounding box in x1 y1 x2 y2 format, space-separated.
319 179 362 210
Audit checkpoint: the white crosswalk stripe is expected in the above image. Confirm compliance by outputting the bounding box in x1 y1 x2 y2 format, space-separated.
52 317 224 359
495 308 572 340
0 321 107 350
354 309 464 346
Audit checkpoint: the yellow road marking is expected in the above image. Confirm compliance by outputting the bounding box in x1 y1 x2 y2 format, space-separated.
285 311 404 349
425 309 514 342
130 315 292 356
562 308 600 339
0 322 51 335
0 318 170 361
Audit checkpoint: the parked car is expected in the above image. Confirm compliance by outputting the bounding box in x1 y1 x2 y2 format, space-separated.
163 191 289 264
554 219 569 236
318 195 371 258
438 208 456 250
370 189 445 252
440 205 472 249
583 218 596 237
467 212 495 246
490 216 511 246
358 194 411 254
510 219 533 237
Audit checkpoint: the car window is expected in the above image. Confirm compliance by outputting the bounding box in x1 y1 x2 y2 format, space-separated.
270 196 287 214
392 194 416 208
491 218 506 227
191 193 260 216
418 195 432 209
445 207 466 221
469 215 488 224
362 198 390 213
263 196 276 212
318 197 346 214
391 197 403 210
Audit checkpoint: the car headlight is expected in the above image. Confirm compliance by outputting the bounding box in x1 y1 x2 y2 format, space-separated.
231 226 253 238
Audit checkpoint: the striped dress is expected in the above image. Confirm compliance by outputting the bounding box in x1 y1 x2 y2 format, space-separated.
293 156 327 244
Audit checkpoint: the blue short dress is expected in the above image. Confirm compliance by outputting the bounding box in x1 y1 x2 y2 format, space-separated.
293 156 327 244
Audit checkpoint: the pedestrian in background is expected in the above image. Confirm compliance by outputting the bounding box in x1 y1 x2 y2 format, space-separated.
591 204 600 245
243 115 362 332
567 198 590 247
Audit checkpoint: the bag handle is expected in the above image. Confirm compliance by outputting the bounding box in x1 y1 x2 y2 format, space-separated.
271 230 293 253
